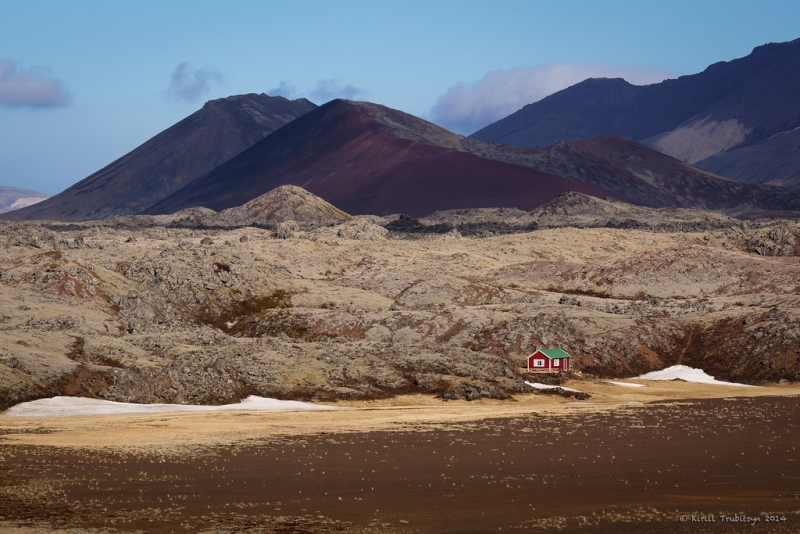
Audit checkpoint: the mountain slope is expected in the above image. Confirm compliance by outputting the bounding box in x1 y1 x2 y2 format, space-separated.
695 128 800 191
471 38 800 165
514 136 800 215
0 186 50 214
1 94 317 221
145 99 613 217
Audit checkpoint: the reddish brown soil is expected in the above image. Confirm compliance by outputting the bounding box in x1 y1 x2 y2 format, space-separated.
2 396 799 533
146 100 614 217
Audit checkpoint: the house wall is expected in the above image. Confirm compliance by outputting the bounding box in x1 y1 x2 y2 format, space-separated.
527 350 570 371
528 351 552 370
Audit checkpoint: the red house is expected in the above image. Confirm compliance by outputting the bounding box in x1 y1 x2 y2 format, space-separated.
527 347 571 372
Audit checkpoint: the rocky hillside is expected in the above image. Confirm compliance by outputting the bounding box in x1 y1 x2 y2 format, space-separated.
212 185 351 229
1 94 317 222
1 202 799 411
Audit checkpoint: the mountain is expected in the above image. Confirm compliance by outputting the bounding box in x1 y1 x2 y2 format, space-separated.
147 99 800 218
1 93 317 222
471 38 800 165
510 136 800 216
144 99 612 217
695 128 800 191
0 186 50 214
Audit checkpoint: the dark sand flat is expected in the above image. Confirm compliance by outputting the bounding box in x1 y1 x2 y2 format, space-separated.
2 394 799 533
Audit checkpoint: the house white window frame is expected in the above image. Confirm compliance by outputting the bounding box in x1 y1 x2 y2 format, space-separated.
553 359 560 367
532 359 545 367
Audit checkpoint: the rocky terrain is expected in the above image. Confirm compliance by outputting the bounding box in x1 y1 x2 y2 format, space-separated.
1 189 799 411
212 185 351 229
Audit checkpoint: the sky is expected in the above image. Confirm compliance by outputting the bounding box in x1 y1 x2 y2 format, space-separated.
1 0 799 195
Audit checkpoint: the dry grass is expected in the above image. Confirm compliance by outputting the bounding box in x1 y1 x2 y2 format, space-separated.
2 379 798 452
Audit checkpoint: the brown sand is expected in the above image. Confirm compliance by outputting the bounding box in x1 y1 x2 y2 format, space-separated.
1 383 800 533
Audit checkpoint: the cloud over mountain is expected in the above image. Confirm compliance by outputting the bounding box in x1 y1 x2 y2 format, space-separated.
268 80 298 99
0 60 71 108
309 79 363 103
168 62 224 102
431 63 671 134
268 79 364 104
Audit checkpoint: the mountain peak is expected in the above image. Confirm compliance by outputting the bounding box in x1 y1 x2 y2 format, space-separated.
472 36 800 152
145 100 611 217
1 93 317 222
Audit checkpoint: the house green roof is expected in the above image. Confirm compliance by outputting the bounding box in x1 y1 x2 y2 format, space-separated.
539 347 571 359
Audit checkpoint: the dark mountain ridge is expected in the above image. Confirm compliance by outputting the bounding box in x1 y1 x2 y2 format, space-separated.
516 136 800 216
471 38 800 165
145 99 611 217
1 93 317 222
146 99 800 218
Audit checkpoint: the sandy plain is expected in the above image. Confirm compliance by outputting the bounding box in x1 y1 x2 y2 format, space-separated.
2 380 800 533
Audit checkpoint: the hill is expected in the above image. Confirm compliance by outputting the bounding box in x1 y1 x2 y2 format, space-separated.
1 94 317 221
212 185 351 228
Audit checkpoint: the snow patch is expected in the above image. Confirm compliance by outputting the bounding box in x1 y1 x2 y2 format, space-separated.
525 381 583 393
634 365 758 387
2 395 339 418
605 381 646 388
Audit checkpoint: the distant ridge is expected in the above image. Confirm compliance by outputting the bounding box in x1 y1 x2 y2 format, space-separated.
0 186 50 214
471 38 800 165
1 93 317 222
695 128 800 191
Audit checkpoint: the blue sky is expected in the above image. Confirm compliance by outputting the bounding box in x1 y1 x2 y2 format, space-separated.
1 0 799 195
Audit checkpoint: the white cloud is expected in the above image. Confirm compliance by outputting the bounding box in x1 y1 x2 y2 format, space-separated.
268 80 298 99
267 78 365 104
431 63 672 134
168 62 224 102
308 79 364 103
0 60 71 108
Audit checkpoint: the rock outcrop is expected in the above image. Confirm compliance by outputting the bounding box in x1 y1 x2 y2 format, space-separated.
1 210 799 411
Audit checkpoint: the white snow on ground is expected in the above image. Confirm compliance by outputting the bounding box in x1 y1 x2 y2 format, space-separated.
634 365 758 387
605 381 646 388
2 395 339 418
525 381 583 393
